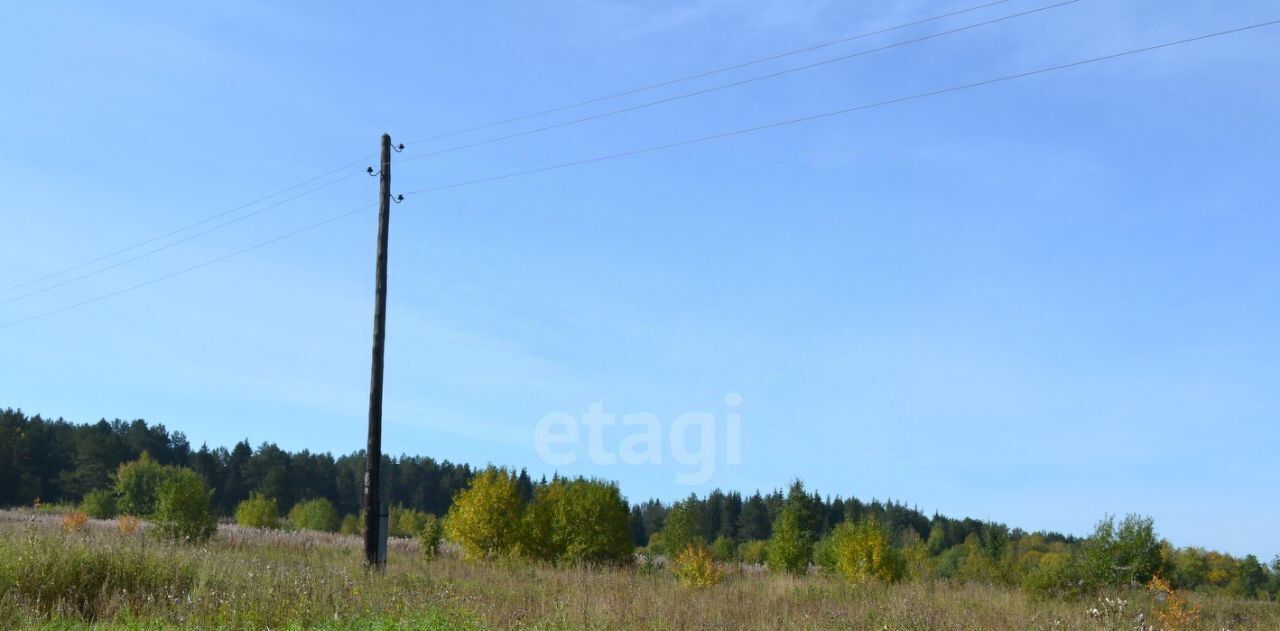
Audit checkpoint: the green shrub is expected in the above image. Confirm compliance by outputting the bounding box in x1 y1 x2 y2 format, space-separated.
900 530 933 581
80 489 117 519
645 532 665 556
739 539 768 565
710 535 736 562
767 507 813 574
1023 550 1087 600
1020 515 1165 599
519 486 558 561
340 513 361 536
235 493 281 529
1083 514 1165 588
517 477 633 565
955 530 1014 585
933 544 965 579
549 478 633 565
152 467 216 543
658 502 701 559
290 497 341 532
814 531 837 571
390 505 431 538
420 513 443 558
115 453 167 516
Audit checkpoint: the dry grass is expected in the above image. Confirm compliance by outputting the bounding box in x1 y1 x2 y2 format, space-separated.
60 511 89 533
0 509 1275 630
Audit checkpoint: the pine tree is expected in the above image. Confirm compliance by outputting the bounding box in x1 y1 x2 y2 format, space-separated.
629 505 648 547
738 492 770 541
720 492 742 541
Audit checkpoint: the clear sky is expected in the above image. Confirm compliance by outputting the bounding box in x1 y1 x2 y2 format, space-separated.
1 1 1277 557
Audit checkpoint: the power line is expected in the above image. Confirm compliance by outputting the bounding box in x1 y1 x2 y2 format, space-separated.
0 0 1025 296
0 155 374 295
0 203 378 330
403 19 1279 197
402 0 1022 145
5 18 1275 330
0 171 363 307
397 0 1082 166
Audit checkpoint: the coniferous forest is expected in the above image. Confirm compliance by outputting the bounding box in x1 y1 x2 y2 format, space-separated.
0 408 472 519
0 407 1054 551
4 406 1278 608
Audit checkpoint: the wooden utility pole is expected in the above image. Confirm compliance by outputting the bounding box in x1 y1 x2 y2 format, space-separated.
363 133 392 569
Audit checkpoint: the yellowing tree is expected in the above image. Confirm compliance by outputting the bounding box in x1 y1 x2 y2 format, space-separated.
444 467 524 559
899 529 933 581
828 518 904 583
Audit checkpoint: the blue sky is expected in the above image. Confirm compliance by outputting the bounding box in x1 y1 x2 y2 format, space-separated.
1 1 1277 557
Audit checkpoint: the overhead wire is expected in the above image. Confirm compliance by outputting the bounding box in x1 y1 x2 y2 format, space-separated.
397 0 1082 165
0 155 374 295
0 0 1041 296
4 17 1276 330
0 171 364 307
400 0 1024 145
401 19 1280 197
0 203 379 330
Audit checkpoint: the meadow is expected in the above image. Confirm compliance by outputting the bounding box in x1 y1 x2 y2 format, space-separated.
2 509 1277 631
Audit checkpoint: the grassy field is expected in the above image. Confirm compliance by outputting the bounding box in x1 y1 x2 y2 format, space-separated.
1 510 1276 630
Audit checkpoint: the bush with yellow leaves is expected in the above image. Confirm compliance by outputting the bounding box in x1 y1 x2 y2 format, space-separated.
1149 575 1200 630
674 544 723 588
821 517 905 583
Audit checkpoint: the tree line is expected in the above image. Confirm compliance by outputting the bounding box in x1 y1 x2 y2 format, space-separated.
0 408 477 518
0 409 1045 549
646 481 1279 602
625 486 1050 554
4 408 1277 602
